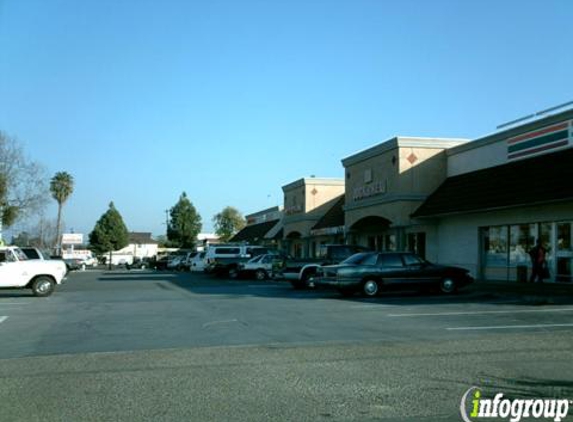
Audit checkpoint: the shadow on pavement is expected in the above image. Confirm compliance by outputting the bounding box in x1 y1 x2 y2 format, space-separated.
156 271 539 307
0 290 34 298
87 270 573 307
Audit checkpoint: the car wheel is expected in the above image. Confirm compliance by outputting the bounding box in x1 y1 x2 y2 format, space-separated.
255 269 267 281
228 267 239 279
31 276 55 297
362 279 379 297
440 278 457 294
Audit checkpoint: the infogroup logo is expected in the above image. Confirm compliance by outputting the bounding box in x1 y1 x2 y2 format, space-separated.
460 387 571 422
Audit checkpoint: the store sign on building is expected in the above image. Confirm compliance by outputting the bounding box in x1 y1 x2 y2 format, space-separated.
285 204 303 215
507 120 572 160
310 226 345 236
353 180 387 201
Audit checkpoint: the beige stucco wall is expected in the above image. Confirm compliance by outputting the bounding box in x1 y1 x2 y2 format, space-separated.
397 148 447 194
282 178 344 240
283 185 306 217
283 220 316 238
345 148 397 211
345 145 449 229
448 140 507 177
305 184 345 213
434 202 573 277
346 201 422 229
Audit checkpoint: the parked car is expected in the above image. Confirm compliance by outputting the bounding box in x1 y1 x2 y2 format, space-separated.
237 254 278 280
204 245 270 278
188 252 206 272
0 246 67 297
313 252 474 297
280 244 370 289
64 258 84 271
166 255 187 271
81 256 98 267
153 256 167 270
126 257 148 270
20 247 47 260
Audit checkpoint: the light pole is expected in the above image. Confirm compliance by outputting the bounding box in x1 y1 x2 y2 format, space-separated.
165 209 169 236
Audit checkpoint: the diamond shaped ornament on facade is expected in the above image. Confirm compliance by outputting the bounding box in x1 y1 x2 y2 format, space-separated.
407 153 418 164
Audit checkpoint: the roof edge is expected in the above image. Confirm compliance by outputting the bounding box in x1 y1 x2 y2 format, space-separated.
342 137 468 167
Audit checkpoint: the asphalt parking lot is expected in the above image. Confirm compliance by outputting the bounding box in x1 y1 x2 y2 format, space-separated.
1 270 572 421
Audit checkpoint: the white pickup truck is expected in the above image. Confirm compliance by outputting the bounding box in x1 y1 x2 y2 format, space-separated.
0 246 67 297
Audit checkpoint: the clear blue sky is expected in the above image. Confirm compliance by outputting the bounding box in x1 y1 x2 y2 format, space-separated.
0 0 571 237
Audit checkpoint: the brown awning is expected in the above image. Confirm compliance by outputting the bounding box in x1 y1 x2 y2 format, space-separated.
230 219 280 243
413 148 573 218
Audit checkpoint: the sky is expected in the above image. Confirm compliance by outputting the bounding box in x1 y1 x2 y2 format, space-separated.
0 0 572 238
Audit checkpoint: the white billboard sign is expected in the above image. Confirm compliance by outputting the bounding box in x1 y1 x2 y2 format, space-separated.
61 233 84 245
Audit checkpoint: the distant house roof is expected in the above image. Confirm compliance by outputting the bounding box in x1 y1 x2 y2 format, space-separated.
412 147 573 218
230 220 281 243
311 195 345 231
128 232 159 245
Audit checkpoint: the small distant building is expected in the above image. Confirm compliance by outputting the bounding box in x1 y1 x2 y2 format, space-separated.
109 232 159 264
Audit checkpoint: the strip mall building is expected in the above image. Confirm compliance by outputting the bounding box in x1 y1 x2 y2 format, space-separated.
413 109 573 283
234 108 573 283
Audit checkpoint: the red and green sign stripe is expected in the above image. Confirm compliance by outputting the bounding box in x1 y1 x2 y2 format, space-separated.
507 121 570 160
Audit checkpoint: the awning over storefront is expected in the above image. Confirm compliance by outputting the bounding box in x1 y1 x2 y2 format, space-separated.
310 195 345 236
230 219 281 243
412 147 573 218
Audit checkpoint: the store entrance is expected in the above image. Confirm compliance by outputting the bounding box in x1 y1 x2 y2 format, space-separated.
556 222 573 282
350 216 394 252
480 222 571 283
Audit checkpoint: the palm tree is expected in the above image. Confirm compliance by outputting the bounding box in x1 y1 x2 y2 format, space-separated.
50 171 74 254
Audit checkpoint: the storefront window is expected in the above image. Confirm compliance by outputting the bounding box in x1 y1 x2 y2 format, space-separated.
557 223 571 251
509 224 535 266
482 222 564 283
407 233 426 258
485 226 508 266
556 222 572 282
384 234 397 251
293 243 302 259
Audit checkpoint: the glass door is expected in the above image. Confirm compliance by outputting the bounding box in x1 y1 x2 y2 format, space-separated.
556 222 572 282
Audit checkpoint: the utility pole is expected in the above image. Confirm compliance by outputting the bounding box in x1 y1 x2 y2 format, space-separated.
165 209 169 236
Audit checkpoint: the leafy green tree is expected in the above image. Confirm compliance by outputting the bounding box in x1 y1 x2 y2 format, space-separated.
0 131 49 243
213 206 246 242
167 192 202 248
50 171 74 253
89 202 129 267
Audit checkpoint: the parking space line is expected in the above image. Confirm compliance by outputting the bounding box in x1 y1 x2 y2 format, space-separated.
447 323 573 331
388 308 573 317
0 302 31 306
202 319 239 329
0 316 8 324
